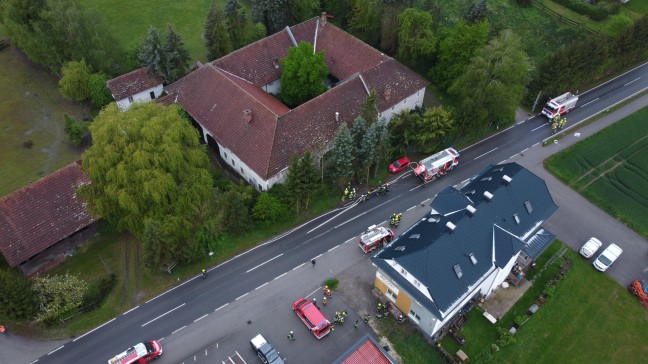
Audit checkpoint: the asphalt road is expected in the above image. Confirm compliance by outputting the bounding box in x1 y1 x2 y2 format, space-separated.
30 62 648 364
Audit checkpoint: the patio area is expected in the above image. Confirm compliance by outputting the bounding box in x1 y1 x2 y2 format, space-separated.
479 280 533 320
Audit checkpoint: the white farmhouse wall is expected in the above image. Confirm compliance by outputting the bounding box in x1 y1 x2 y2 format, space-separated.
262 79 281 95
116 84 164 111
379 87 426 121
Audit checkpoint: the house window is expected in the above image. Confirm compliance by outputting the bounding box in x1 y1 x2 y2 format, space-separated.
402 100 406 104
391 106 395 111
224 152 228 159
240 167 244 174
128 96 134 103
409 309 421 322
150 91 155 99
400 268 407 276
387 289 396 300
232 160 236 167
414 280 420 288
258 184 263 191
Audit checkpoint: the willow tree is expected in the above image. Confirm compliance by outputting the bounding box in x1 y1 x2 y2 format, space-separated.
79 103 213 265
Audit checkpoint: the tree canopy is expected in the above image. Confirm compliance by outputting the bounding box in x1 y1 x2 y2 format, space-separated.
59 59 92 102
450 29 529 132
279 41 328 107
205 1 234 60
397 7 437 67
139 27 167 81
79 103 213 264
347 0 382 47
164 25 191 83
327 123 356 184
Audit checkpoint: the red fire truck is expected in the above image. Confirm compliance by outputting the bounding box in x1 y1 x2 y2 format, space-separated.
108 340 162 364
292 298 331 339
358 225 394 253
541 92 578 119
413 147 459 183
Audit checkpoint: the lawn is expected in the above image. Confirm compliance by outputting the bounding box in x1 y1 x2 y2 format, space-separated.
0 47 86 197
546 106 648 239
77 0 225 62
438 244 648 363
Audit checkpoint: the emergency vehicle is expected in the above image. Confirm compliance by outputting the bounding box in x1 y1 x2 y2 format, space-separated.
413 147 459 183
292 298 331 339
108 340 162 364
358 225 394 253
541 92 578 119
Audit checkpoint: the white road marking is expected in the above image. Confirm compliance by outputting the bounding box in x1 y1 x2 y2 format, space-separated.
141 303 186 327
624 77 640 86
194 314 208 323
274 272 288 280
307 287 320 298
406 205 415 211
158 337 165 342
474 147 498 160
255 282 269 290
409 185 423 192
521 148 528 153
122 306 139 315
292 263 305 271
215 303 229 312
328 245 339 252
531 124 546 132
47 346 64 355
172 325 186 335
73 318 116 342
580 98 599 108
499 160 507 165
246 253 284 273
532 142 539 147
235 292 249 301
312 254 323 260
30 360 39 364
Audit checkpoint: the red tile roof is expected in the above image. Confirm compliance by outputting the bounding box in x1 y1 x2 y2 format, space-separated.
107 67 163 100
163 17 429 181
0 161 96 267
335 335 395 364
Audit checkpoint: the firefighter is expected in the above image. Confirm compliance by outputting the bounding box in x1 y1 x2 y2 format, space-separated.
354 320 359 329
364 313 371 323
551 121 558 134
349 188 356 200
342 186 349 201
322 296 327 306
560 117 567 129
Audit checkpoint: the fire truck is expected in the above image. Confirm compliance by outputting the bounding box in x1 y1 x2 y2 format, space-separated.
541 92 578 119
358 225 394 253
413 147 459 183
108 340 163 364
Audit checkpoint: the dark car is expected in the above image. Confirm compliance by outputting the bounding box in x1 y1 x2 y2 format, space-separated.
388 157 411 174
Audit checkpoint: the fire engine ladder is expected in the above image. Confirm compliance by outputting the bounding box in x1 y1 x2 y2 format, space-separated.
222 351 247 364
362 228 385 244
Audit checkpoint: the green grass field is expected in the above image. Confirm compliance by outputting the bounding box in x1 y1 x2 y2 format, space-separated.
77 0 223 62
437 245 648 363
0 47 86 197
546 107 648 239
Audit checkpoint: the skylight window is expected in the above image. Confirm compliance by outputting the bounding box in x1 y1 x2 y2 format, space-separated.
395 246 406 251
469 253 478 265
480 176 492 181
453 264 463 279
409 234 421 239
524 200 533 214
513 213 520 224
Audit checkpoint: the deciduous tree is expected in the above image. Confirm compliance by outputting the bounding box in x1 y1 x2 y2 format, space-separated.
279 41 328 107
79 103 213 263
410 106 455 154
33 273 87 324
252 192 288 222
63 114 89 145
432 20 490 90
397 8 436 67
0 270 38 320
347 0 382 47
88 73 113 108
450 29 529 132
205 1 233 60
219 183 254 233
59 59 92 102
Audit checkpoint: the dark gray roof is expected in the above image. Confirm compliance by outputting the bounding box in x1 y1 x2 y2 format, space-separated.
373 163 557 317
522 229 556 259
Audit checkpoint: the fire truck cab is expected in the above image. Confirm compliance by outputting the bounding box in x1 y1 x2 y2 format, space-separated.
413 147 459 183
358 225 394 253
108 340 162 364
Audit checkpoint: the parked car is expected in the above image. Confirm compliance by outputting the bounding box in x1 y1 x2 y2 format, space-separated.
593 243 623 272
579 237 602 258
388 157 411 174
250 334 284 364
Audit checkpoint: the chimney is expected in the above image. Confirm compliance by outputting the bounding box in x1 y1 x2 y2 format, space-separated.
273 58 279 69
335 112 340 122
483 191 493 201
466 205 476 216
446 221 456 232
383 85 391 100
243 109 253 123
320 12 327 26
502 175 512 184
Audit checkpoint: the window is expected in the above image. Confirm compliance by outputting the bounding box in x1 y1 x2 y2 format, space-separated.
240 167 244 174
150 91 155 100
414 280 420 288
232 160 236 167
128 96 134 103
524 200 533 214
224 152 228 159
258 184 263 191
387 289 396 300
409 309 421 321
400 268 407 276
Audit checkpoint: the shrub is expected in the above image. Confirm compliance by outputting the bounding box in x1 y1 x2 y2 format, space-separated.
496 327 517 347
325 278 339 290
553 0 619 21
514 315 527 327
88 73 113 108
82 274 116 308
252 193 289 222
516 0 532 7
63 114 89 145
0 270 38 320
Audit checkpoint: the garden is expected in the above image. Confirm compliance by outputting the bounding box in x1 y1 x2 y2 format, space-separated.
546 106 648 239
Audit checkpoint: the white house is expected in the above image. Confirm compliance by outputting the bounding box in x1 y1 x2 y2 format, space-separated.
107 67 163 111
372 163 558 339
159 13 429 191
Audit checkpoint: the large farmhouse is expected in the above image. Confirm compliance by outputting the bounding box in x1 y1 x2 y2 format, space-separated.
372 163 558 339
159 14 429 191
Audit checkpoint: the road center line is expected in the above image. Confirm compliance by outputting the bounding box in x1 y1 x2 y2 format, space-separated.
73 318 116 342
172 325 187 335
624 77 640 86
246 253 284 273
580 98 599 108
47 346 64 355
474 147 498 160
531 124 546 132
194 314 208 323
141 303 186 327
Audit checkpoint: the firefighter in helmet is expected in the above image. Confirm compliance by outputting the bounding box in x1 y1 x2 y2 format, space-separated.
551 120 558 134
560 117 567 129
